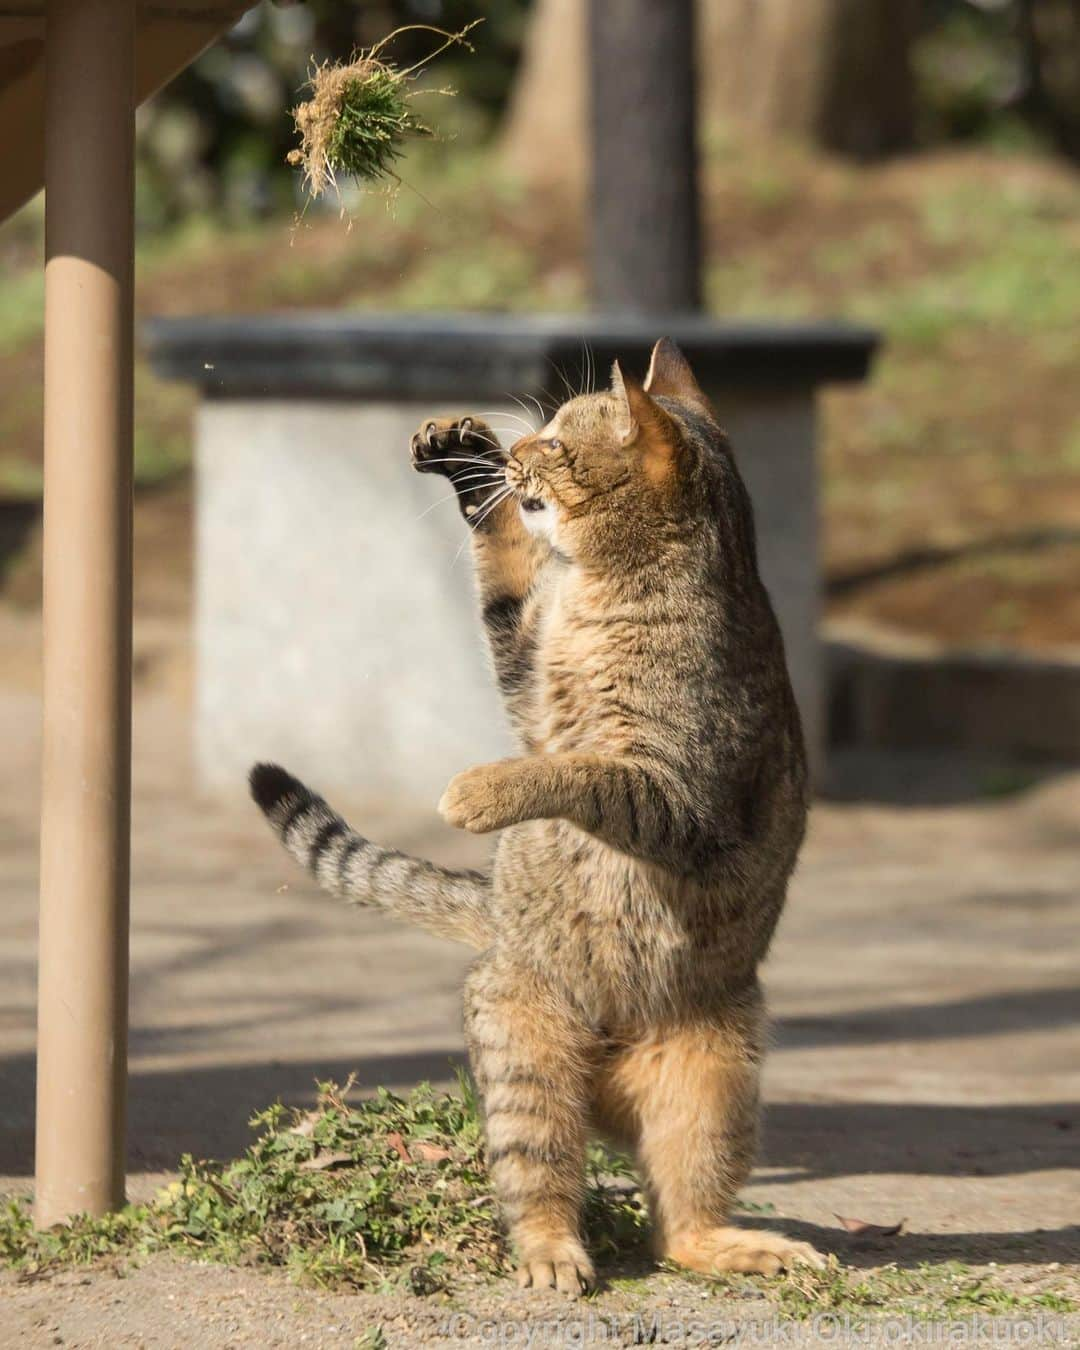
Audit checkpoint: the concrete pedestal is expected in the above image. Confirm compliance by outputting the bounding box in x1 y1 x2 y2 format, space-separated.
148 314 876 804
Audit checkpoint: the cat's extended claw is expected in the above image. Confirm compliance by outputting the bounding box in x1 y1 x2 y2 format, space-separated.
410 415 504 476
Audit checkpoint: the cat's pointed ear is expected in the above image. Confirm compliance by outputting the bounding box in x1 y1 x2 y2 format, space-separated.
612 359 666 443
643 337 711 413
612 359 681 480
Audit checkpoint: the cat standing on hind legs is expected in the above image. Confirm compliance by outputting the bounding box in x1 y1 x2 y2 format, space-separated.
250 337 825 1293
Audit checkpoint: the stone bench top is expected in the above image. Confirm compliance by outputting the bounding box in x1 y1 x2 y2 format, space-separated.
145 311 878 402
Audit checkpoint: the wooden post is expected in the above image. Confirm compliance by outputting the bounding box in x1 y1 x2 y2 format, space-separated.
35 0 135 1226
587 0 702 312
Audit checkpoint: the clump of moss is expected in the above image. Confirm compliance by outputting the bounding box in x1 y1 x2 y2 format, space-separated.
286 23 480 203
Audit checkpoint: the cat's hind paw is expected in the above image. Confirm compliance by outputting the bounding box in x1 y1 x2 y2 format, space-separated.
666 1227 826 1278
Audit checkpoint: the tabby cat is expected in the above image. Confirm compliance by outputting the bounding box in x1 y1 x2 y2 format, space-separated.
250 338 823 1292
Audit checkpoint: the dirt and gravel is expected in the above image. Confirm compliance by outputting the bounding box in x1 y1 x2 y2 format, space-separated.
0 490 1078 1346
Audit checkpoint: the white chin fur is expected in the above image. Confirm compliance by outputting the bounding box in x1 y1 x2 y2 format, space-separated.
520 500 556 542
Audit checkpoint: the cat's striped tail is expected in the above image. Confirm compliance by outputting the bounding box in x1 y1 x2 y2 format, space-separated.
249 763 491 949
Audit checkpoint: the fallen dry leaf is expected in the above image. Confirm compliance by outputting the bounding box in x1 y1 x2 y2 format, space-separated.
412 1142 453 1163
298 1150 353 1172
835 1214 906 1238
386 1131 412 1162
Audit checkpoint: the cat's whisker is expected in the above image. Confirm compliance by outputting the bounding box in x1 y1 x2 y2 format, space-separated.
452 485 515 563
423 454 503 468
414 488 466 521
452 468 504 481
474 410 534 438
471 429 519 446
446 472 503 491
546 358 577 404
503 393 542 432
576 341 590 399
413 472 503 522
473 408 530 426
460 421 524 443
468 484 514 529
516 387 558 421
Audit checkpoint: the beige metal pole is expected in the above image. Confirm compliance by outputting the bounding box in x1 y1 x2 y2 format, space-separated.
35 0 135 1226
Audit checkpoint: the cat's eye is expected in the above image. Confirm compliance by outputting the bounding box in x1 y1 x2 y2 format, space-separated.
548 438 562 451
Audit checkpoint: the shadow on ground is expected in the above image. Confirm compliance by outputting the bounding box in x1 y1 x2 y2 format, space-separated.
821 747 1077 807
762 1216 1080 1270
0 1047 467 1177
775 984 1080 1049
1 979 1076 1177
2 1052 1075 1217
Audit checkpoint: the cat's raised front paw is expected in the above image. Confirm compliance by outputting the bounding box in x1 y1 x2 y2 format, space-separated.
410 416 504 477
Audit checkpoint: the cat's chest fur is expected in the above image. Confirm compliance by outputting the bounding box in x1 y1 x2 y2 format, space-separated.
528 568 671 755
493 567 755 1023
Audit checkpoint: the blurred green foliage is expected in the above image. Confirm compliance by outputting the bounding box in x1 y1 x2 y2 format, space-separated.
137 0 528 227
136 1 1080 230
915 0 1080 156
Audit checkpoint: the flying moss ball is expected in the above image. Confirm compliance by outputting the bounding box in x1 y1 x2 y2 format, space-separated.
287 57 431 200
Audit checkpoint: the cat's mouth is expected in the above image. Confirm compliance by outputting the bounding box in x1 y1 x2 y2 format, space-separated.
520 497 545 513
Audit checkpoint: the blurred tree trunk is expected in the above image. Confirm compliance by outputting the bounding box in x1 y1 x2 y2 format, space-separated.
701 0 919 159
1017 0 1080 161
587 0 701 311
500 0 588 200
501 0 919 194
809 0 919 158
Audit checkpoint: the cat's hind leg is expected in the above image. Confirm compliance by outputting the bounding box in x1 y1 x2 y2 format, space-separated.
598 1002 824 1277
464 958 596 1295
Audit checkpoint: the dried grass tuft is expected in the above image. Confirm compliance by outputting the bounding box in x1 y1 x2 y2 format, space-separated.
286 22 480 205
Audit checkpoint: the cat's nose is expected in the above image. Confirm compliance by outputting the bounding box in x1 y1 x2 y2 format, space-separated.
509 433 539 459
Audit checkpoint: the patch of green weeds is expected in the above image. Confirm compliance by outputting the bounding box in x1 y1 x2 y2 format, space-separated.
697 1260 1076 1323
735 1197 778 1216
0 1076 648 1292
705 259 818 319
4 1093 1074 1321
354 1330 388 1350
856 178 1080 350
384 238 547 312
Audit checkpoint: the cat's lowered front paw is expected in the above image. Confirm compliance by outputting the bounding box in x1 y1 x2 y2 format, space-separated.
439 760 534 833
514 1248 595 1297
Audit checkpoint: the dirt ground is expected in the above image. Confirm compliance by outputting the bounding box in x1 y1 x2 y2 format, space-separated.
1 491 1079 1347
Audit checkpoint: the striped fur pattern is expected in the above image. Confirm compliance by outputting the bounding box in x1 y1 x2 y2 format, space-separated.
250 339 823 1291
249 764 490 947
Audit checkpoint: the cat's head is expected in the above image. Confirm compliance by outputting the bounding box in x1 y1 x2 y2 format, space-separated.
505 338 731 564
